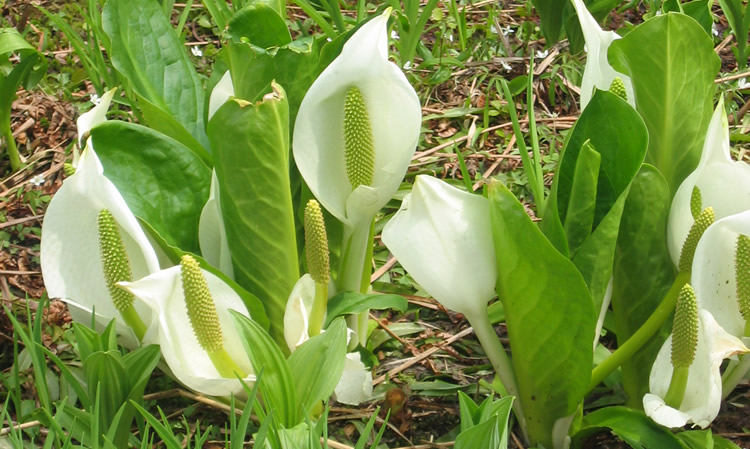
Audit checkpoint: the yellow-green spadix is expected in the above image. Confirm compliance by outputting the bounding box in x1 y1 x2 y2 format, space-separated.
40 145 160 349
118 258 255 397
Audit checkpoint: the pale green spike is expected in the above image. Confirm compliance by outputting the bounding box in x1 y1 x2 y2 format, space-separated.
98 209 135 311
671 284 699 369
690 186 702 220
343 86 375 189
609 77 627 102
679 207 715 273
63 163 76 177
737 234 750 321
304 199 330 285
180 255 223 353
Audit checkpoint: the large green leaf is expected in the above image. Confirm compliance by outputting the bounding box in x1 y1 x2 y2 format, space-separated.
542 91 648 308
489 180 596 449
324 292 408 327
208 84 299 349
530 0 567 45
611 165 676 407
227 39 320 127
231 311 298 428
677 430 742 449
571 407 687 449
609 13 720 194
227 4 292 48
288 317 347 417
90 121 211 254
102 0 209 150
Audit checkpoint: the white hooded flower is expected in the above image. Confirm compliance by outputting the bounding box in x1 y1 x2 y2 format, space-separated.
40 146 160 348
118 265 255 397
644 310 747 428
334 352 373 406
283 274 317 353
208 71 234 120
570 0 635 109
199 170 234 280
382 175 496 318
292 10 422 231
667 99 750 266
74 88 116 166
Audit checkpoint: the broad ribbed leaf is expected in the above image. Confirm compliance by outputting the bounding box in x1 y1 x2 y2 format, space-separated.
609 13 720 194
324 292 408 327
90 121 211 254
84 351 128 428
208 84 299 349
489 180 596 448
612 165 676 407
102 0 209 150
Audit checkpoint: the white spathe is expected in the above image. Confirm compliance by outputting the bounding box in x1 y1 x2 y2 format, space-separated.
667 98 750 266
199 170 234 280
208 71 234 120
73 88 117 167
691 210 750 338
334 352 373 406
292 10 422 230
40 146 160 348
283 274 317 353
382 175 496 318
118 265 255 397
570 0 634 109
644 310 748 428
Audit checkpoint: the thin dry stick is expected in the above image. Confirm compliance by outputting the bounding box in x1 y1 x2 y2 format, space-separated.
371 256 397 283
372 327 474 386
0 214 43 229
0 420 41 436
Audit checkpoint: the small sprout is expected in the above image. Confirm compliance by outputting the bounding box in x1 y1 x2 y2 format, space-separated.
679 207 715 273
343 86 375 189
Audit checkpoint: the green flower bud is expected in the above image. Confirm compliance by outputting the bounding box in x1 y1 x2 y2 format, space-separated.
344 86 375 189
180 255 223 353
304 199 330 285
672 284 699 369
690 186 702 220
679 207 715 273
609 77 627 102
737 234 750 321
98 209 135 312
63 163 76 177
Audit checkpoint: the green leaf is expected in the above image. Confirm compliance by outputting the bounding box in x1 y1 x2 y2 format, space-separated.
489 181 596 449
609 13 720 194
563 141 601 255
571 406 687 449
208 85 299 349
227 4 292 48
231 311 298 428
677 430 742 449
226 39 320 126
84 351 128 427
454 417 501 449
90 121 211 254
544 90 648 308
457 391 480 431
102 0 209 150
288 317 347 417
530 0 566 45
324 292 408 327
611 165 676 407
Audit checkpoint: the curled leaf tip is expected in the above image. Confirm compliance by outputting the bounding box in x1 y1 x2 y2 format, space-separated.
690 186 702 220
737 234 750 322
672 284 699 369
180 254 223 353
304 199 330 284
679 207 715 273
609 77 627 101
98 209 135 312
344 86 375 189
